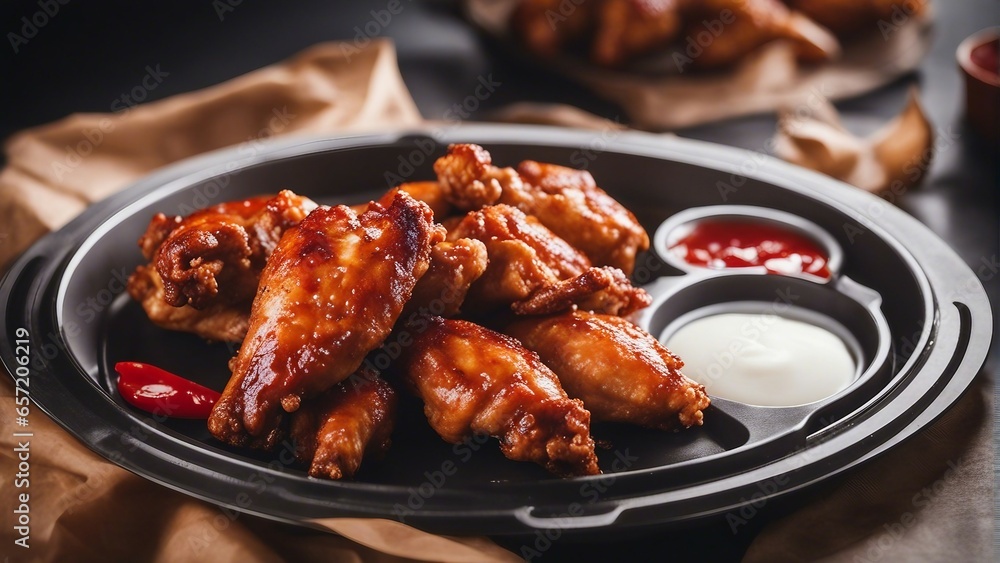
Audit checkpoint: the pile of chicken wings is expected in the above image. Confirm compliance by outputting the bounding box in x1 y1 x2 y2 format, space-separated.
127 144 710 479
511 0 924 69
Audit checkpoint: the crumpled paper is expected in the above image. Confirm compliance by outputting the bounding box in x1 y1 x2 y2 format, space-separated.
772 88 935 194
0 39 422 271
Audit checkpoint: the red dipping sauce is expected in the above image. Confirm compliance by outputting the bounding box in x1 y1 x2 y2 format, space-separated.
668 219 831 279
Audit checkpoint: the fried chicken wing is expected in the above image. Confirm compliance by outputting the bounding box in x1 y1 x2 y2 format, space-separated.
433 143 517 211
208 192 445 449
402 317 600 477
506 311 710 430
349 182 453 218
446 204 587 310
432 144 650 274
511 0 596 58
289 369 396 480
449 204 590 278
448 204 649 315
397 181 454 219
683 0 839 67
126 190 317 341
462 238 556 311
155 190 317 309
127 265 251 342
593 0 683 66
446 206 583 290
505 159 650 274
404 238 489 318
511 265 651 316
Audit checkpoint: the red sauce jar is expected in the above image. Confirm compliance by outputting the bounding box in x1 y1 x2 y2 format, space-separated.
958 28 1000 148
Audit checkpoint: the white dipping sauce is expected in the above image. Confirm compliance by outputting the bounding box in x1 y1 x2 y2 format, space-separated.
664 313 855 407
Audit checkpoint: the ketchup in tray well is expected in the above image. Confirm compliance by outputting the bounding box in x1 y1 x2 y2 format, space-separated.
115 362 220 419
668 219 831 279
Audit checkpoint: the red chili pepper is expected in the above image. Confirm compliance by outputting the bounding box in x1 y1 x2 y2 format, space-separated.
115 361 221 419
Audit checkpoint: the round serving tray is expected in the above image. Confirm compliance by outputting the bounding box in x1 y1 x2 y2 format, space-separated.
0 125 991 537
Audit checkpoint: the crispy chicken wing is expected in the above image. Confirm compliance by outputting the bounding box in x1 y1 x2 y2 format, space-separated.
289 369 396 480
349 183 453 219
506 311 710 430
433 144 650 274
404 238 490 318
127 265 251 342
449 204 591 278
448 204 649 315
506 159 650 274
397 181 454 220
208 192 445 449
402 316 600 477
593 0 683 66
446 204 588 309
511 265 651 316
359 182 455 218
127 190 317 341
154 190 317 309
683 0 839 67
433 143 517 211
511 0 596 58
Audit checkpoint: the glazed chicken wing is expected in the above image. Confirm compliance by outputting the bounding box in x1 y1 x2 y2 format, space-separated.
289 369 396 480
593 0 683 66
511 0 596 58
208 192 445 449
404 238 489 319
126 265 252 342
448 204 649 316
397 181 454 220
683 0 839 67
446 204 588 309
449 204 590 278
433 143 516 211
127 190 317 341
349 182 453 219
154 190 316 309
358 182 455 217
512 265 651 316
402 316 600 477
433 144 650 274
506 159 650 274
506 311 710 430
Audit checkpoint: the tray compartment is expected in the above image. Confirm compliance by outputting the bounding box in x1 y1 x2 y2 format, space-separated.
636 271 893 449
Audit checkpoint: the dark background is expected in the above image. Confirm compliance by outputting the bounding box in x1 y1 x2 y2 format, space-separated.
1 1 996 560
0 1 995 287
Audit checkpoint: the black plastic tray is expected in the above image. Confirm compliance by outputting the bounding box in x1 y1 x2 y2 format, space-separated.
0 125 991 537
